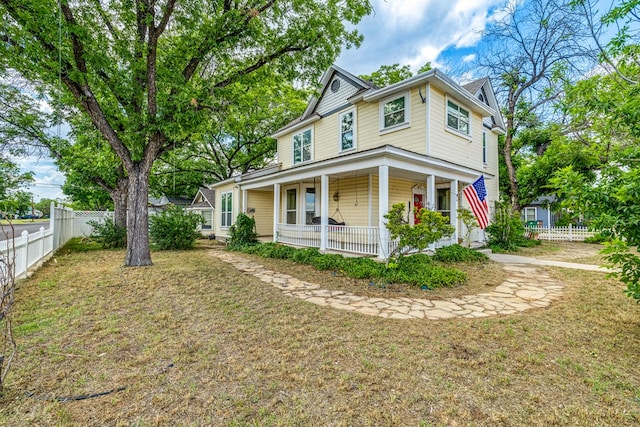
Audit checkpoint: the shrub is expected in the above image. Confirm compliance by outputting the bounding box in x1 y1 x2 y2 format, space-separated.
433 244 488 263
88 217 127 249
291 247 322 264
227 213 258 249
310 253 345 271
584 233 612 244
149 205 204 250
486 202 526 251
340 257 385 279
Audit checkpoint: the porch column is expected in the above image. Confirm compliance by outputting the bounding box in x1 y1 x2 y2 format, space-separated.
273 183 280 242
450 179 458 244
242 189 247 214
427 174 436 250
426 174 436 210
320 174 328 251
378 165 389 259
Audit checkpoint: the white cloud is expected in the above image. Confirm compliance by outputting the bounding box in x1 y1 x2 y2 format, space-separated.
16 156 66 202
462 53 477 63
338 0 508 76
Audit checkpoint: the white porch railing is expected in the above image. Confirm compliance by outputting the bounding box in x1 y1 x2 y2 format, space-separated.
277 224 321 248
327 226 379 256
526 225 596 242
277 224 380 256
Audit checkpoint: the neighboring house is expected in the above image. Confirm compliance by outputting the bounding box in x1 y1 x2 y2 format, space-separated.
187 187 215 236
521 196 561 227
211 65 504 259
148 195 191 215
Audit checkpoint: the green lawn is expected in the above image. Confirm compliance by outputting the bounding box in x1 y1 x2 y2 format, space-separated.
1 241 638 426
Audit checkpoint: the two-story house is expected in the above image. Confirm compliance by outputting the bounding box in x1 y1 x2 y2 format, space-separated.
211 65 504 259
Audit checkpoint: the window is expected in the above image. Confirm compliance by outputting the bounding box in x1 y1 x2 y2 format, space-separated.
293 129 312 164
482 131 487 164
447 100 470 135
522 207 536 222
286 188 297 224
305 188 316 224
380 93 409 130
201 210 212 230
339 110 356 151
437 188 451 218
221 192 232 228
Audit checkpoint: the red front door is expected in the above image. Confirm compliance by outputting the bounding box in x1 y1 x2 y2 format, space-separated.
413 194 424 224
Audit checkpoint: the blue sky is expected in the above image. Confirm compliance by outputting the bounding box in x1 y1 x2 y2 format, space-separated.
17 0 613 201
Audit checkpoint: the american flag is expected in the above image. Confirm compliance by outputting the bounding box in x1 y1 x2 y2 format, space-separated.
462 175 489 229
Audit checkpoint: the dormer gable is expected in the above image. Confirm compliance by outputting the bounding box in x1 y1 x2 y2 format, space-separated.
462 77 505 133
305 65 375 117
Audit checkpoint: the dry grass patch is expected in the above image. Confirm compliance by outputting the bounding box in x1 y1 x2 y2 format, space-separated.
0 242 639 426
516 241 606 265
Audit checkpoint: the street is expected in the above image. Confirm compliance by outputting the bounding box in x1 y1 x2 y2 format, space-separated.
0 220 50 241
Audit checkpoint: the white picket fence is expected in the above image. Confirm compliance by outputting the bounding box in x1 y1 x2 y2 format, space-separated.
526 225 596 242
0 204 111 281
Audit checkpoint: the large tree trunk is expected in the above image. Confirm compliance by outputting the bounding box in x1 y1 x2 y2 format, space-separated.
109 177 129 229
503 132 521 212
125 165 152 266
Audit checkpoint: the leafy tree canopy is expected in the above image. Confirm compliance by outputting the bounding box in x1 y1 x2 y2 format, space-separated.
359 62 432 87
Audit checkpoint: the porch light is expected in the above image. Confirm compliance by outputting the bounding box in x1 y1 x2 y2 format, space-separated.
333 192 339 201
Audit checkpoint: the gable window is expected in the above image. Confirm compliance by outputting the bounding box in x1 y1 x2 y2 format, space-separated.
482 131 487 164
293 128 312 164
447 100 470 135
339 109 356 151
380 92 409 131
221 191 232 228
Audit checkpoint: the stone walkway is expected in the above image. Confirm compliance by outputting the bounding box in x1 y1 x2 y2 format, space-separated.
210 250 572 320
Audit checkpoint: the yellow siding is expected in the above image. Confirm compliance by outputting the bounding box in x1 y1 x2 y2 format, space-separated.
213 181 236 240
428 87 484 170
314 113 340 162
247 190 274 236
357 87 426 154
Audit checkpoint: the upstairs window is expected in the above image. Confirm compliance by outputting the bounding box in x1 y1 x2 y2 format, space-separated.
380 92 409 131
339 110 356 151
447 100 470 135
293 128 312 164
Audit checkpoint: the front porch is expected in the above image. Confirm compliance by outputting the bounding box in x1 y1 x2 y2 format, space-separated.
238 146 489 259
276 223 455 257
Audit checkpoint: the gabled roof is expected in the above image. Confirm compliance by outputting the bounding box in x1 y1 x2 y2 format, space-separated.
462 77 506 133
273 65 506 138
190 187 216 209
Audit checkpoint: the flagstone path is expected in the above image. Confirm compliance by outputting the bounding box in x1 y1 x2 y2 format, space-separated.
210 250 572 320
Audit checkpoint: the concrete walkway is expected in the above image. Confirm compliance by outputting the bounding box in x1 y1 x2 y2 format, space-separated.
487 253 611 272
209 249 608 320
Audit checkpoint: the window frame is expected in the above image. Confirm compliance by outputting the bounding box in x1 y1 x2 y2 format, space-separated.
482 131 487 165
292 127 313 165
201 210 213 230
338 108 357 153
446 98 471 137
220 191 233 228
522 207 537 223
285 187 298 225
379 92 410 133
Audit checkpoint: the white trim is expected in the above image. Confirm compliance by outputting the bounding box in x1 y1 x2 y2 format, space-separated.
283 185 298 225
338 108 357 153
426 82 431 156
292 127 314 165
379 91 410 133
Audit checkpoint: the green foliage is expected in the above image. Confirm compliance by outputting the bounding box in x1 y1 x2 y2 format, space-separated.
88 217 127 249
149 206 204 251
227 213 258 250
384 203 455 259
602 240 640 302
486 202 528 251
358 62 431 87
229 242 469 289
457 208 478 247
433 245 488 263
59 237 104 253
583 233 612 244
